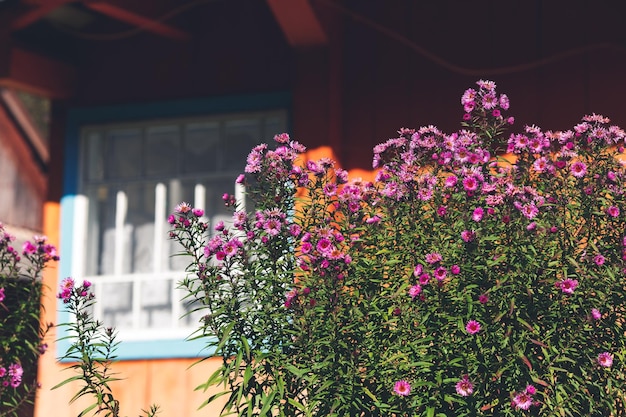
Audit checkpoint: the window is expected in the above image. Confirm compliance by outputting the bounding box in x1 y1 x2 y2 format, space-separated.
71 110 287 343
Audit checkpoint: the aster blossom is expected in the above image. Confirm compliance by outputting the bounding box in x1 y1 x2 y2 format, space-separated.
597 352 613 368
465 320 481 334
393 380 411 396
455 375 474 397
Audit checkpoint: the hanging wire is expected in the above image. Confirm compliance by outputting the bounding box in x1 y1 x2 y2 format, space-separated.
316 0 626 76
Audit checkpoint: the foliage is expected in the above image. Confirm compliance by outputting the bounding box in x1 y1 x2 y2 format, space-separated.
172 80 626 416
54 278 160 417
0 224 57 416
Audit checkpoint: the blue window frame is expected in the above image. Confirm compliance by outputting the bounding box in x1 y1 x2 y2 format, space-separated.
58 92 291 359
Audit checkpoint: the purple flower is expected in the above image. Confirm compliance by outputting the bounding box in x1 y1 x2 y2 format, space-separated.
512 392 533 410
22 241 37 255
455 375 474 397
408 284 422 299
607 205 620 218
472 207 484 222
434 266 447 281
0 287 4 303
393 380 411 396
465 320 481 334
598 352 613 368
57 277 75 303
413 264 423 277
591 308 602 320
425 252 442 264
461 230 476 243
556 278 578 294
570 161 587 178
594 254 605 266
174 202 192 214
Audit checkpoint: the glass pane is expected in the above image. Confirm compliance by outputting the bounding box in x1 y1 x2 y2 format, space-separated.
101 282 134 328
145 125 180 177
263 115 286 142
126 183 156 274
93 183 156 275
180 296 205 328
222 119 260 172
105 128 142 179
139 279 172 328
183 122 220 174
84 131 104 181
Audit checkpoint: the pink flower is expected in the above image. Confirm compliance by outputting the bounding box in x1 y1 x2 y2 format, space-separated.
607 205 620 218
512 392 533 410
450 264 461 275
408 284 422 298
22 241 37 255
525 385 536 395
598 352 613 368
607 171 617 182
366 215 381 225
419 273 431 285
174 202 192 214
0 287 4 303
413 264 423 277
591 308 602 320
462 176 479 192
461 230 476 243
425 252 442 264
444 175 458 188
570 161 587 178
455 375 474 397
316 238 333 255
594 254 605 266
284 289 298 308
520 203 539 219
57 277 75 303
465 320 481 334
472 207 484 222
556 278 578 294
478 293 489 304
434 266 447 281
393 380 411 396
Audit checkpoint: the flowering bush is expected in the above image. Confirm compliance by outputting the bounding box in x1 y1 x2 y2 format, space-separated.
0 223 57 415
170 81 626 416
55 277 160 417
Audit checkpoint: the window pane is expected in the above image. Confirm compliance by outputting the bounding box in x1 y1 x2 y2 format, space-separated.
264 115 285 141
145 125 180 177
106 128 142 179
101 281 134 328
139 279 172 328
84 131 104 181
183 122 220 174
222 119 261 172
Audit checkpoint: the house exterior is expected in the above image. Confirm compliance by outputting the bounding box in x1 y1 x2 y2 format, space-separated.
1 0 626 415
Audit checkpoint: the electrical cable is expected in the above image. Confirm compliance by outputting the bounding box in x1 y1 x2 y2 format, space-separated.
316 0 626 76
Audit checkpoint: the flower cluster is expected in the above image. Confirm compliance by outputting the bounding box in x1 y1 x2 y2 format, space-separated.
170 81 626 417
0 363 23 388
1 223 58 415
512 385 538 411
56 277 93 304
